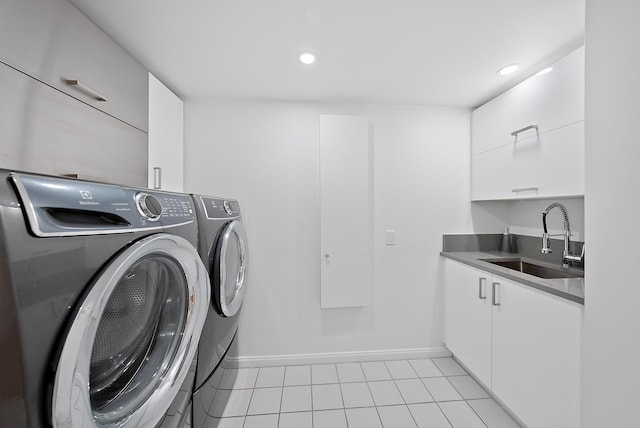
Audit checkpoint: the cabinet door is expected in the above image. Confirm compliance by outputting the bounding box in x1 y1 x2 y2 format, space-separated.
320 115 373 308
148 74 184 192
471 120 584 201
444 259 492 387
0 60 147 187
0 0 148 132
491 276 581 428
472 46 584 155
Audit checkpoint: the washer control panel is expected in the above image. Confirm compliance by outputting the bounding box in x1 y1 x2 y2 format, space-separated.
12 173 195 237
136 193 163 221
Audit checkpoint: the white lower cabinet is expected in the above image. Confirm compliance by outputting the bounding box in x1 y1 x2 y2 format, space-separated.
444 261 492 387
444 258 581 428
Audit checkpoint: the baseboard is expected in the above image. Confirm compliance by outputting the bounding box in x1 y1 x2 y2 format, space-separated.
228 347 452 368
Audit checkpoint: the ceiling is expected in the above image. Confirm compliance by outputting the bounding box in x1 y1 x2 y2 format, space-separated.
69 0 584 108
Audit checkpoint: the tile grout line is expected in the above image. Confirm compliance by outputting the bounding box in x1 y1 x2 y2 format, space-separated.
361 361 386 428
447 374 492 428
277 370 285 425
444 367 515 428
387 360 416 427
338 371 347 428
433 401 456 428
463 397 490 428
241 387 256 428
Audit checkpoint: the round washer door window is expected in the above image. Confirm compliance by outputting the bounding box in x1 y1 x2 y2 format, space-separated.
211 220 249 317
52 234 209 428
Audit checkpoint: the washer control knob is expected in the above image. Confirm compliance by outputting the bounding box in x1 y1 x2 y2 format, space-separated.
223 200 233 216
136 193 163 221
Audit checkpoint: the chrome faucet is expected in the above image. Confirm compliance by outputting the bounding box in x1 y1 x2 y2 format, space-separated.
541 202 584 267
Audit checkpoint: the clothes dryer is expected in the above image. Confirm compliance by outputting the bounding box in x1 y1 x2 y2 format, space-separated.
190 196 248 426
0 171 210 428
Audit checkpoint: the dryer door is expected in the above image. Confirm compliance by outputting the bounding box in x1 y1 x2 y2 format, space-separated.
211 220 249 317
52 234 209 428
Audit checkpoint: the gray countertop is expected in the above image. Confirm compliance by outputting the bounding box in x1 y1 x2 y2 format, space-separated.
440 250 585 304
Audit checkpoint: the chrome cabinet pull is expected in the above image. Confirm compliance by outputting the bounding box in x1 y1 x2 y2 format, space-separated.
478 277 487 300
492 282 501 306
153 167 162 189
64 79 108 101
511 124 538 137
512 186 539 193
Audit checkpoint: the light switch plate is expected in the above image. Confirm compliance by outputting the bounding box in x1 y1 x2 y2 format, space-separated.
385 230 396 245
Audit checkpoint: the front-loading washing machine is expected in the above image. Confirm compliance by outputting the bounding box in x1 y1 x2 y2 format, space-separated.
189 196 249 427
0 170 210 428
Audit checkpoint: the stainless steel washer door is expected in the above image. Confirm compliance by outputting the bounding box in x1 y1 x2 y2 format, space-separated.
52 234 209 428
212 220 249 317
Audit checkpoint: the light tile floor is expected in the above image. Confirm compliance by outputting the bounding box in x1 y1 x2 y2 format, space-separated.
207 357 521 428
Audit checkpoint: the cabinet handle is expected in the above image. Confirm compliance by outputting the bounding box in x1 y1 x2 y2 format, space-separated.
511 124 538 137
64 79 108 101
153 167 162 189
511 186 539 193
492 282 501 306
478 277 487 300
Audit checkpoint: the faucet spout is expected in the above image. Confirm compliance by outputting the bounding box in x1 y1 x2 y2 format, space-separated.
542 202 570 235
541 202 582 266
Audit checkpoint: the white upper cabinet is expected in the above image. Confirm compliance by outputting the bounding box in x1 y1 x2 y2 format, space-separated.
472 121 584 200
471 46 585 201
148 74 184 192
0 0 149 132
472 46 584 155
0 61 147 187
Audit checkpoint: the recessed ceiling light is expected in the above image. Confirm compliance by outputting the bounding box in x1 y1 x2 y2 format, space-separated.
299 52 316 65
497 64 520 76
535 67 553 76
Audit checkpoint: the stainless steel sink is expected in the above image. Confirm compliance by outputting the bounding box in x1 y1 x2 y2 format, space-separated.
480 258 584 279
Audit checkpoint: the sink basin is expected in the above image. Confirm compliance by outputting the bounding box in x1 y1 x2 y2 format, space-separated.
480 258 584 279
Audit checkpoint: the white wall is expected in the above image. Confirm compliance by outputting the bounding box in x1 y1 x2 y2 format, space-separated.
582 1 640 425
184 99 506 359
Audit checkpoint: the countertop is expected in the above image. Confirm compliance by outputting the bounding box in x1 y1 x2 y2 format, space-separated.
440 250 585 304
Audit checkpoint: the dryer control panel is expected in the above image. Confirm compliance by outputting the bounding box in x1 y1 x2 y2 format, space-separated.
11 173 195 237
200 197 241 219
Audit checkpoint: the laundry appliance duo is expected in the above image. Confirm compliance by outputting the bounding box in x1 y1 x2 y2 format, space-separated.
0 171 252 428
